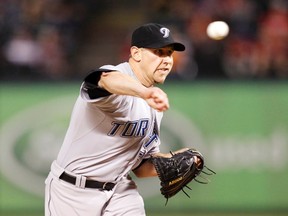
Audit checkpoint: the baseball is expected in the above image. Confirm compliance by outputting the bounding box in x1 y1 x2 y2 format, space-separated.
206 21 229 40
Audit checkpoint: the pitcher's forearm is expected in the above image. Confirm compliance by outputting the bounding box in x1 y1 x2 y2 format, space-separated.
98 71 170 112
98 71 147 98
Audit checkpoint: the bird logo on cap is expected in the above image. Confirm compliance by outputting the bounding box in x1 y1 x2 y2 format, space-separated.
160 27 170 38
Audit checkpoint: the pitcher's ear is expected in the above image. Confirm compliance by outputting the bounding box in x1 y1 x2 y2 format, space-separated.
130 46 142 62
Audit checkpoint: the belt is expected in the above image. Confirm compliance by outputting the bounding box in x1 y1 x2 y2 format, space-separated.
59 172 115 190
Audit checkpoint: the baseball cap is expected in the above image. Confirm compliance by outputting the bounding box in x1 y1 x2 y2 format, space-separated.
131 23 185 51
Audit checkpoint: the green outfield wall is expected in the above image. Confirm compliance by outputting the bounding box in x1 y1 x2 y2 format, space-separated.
1 82 288 214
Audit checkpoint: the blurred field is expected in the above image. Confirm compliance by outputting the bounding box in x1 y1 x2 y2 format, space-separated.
2 212 288 216
1 83 288 216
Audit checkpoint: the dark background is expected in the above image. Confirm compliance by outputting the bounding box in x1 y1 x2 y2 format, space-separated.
1 0 287 82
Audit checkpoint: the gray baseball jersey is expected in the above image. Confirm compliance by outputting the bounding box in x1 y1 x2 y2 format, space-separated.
55 62 162 182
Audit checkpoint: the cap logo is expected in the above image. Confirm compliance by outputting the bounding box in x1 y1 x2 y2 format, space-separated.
160 27 170 38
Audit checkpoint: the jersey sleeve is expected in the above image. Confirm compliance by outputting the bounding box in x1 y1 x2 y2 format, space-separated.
81 68 114 99
145 142 161 157
132 144 160 171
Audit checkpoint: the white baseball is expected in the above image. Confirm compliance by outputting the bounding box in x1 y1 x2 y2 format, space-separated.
206 21 229 40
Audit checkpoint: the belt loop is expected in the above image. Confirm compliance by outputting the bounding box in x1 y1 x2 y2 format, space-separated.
102 182 107 190
75 175 86 188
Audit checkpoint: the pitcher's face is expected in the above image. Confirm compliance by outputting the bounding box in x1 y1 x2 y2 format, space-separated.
140 46 174 85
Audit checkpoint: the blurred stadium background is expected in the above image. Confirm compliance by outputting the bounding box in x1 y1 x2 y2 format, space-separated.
1 0 288 216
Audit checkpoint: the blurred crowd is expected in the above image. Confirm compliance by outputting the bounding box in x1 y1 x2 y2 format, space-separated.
143 0 288 80
0 0 287 81
0 0 95 81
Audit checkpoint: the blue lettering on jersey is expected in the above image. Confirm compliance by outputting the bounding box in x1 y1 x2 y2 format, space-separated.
122 121 138 136
144 124 159 148
108 122 124 135
144 133 158 147
137 126 159 162
108 119 149 137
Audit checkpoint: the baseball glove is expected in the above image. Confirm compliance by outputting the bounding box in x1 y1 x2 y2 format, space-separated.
150 148 215 203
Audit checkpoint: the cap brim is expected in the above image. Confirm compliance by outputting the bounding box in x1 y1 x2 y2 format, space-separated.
172 42 186 51
143 42 186 52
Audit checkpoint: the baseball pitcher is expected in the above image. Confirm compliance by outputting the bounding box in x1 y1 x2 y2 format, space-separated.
45 23 211 216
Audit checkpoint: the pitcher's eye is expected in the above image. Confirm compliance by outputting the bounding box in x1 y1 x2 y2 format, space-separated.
167 49 174 56
153 49 163 56
153 48 174 57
